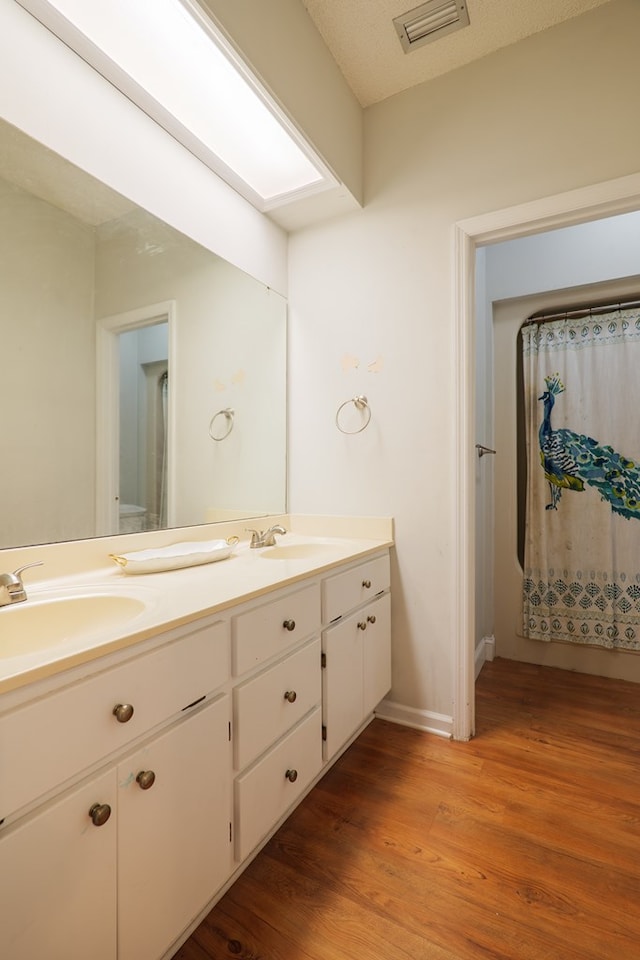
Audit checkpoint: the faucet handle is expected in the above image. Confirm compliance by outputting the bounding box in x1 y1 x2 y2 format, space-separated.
11 561 43 603
245 528 261 547
0 561 43 606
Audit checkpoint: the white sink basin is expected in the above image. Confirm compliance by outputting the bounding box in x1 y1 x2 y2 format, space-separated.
259 543 337 561
0 593 147 657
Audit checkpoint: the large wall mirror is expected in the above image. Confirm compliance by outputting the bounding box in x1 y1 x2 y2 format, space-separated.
0 117 287 550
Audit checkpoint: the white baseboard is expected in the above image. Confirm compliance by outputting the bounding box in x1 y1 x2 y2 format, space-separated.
375 699 452 738
475 634 496 679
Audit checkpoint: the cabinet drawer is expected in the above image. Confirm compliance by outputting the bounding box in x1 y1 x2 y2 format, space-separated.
233 637 321 771
232 582 320 676
0 619 229 820
322 553 390 624
234 706 322 862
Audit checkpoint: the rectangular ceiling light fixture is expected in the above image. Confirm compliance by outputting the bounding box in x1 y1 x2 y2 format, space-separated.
393 0 470 53
15 0 336 211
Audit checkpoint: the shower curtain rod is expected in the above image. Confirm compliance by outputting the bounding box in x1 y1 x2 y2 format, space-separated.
522 296 640 327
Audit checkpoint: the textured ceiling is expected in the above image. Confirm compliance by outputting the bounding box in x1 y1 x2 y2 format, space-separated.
300 0 615 107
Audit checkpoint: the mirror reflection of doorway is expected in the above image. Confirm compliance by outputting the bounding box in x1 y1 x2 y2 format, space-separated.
97 301 175 539
118 323 168 534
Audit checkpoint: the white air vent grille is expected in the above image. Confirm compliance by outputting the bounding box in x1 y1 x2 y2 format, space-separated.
393 0 470 53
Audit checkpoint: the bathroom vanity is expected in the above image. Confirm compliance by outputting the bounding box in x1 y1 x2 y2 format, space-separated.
0 519 392 960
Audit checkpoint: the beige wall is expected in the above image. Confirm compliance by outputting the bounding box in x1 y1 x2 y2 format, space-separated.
0 178 96 546
288 0 640 723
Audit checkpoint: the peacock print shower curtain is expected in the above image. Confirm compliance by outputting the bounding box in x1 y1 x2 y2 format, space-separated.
522 305 640 650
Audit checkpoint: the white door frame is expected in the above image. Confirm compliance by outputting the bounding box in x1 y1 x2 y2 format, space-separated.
452 171 640 741
96 300 177 536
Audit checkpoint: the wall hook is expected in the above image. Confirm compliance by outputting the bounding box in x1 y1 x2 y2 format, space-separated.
475 443 496 458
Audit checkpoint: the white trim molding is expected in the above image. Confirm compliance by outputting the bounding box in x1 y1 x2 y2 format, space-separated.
375 699 453 739
95 300 177 537
452 170 640 742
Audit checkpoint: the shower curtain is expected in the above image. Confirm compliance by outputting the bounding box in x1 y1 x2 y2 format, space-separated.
522 306 640 650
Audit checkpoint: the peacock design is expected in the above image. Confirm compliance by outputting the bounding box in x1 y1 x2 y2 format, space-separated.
538 374 640 519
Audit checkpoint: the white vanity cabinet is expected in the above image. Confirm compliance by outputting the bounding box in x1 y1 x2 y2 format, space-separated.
230 583 323 862
0 618 229 821
321 554 391 761
0 697 232 960
0 540 392 960
0 617 232 960
117 695 232 960
0 767 118 960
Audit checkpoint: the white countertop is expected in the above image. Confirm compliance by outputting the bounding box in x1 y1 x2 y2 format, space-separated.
0 517 393 696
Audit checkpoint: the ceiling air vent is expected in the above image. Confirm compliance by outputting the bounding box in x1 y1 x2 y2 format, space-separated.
393 0 470 53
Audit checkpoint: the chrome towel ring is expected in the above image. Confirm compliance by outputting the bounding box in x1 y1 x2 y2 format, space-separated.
209 408 234 441
336 395 371 435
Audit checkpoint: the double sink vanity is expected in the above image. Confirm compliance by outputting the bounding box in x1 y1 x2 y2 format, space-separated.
0 515 393 960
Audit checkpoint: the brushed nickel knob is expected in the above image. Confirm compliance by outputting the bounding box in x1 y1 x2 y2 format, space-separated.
357 621 367 630
284 690 297 703
367 614 377 624
113 703 134 723
285 769 298 783
136 770 156 790
283 619 296 631
362 579 372 589
89 802 111 826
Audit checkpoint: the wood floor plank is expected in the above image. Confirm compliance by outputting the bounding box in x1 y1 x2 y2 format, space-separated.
172 658 640 960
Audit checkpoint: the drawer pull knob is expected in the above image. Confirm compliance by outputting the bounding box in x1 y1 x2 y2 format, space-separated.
362 579 372 589
357 621 367 631
285 769 298 783
113 703 134 723
367 615 377 624
282 619 296 632
89 802 112 827
136 770 156 791
284 690 297 703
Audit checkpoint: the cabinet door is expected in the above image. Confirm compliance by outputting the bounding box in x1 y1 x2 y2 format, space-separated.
363 593 392 717
322 615 364 761
117 695 232 960
0 769 116 960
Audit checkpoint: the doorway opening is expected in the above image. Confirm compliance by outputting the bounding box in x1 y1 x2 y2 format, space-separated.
96 300 176 537
491 275 640 688
453 172 640 741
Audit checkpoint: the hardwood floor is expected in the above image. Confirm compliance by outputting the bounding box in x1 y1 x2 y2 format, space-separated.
173 658 640 960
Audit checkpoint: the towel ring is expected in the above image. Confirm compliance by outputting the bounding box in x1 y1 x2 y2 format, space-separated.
209 408 234 441
336 395 371 435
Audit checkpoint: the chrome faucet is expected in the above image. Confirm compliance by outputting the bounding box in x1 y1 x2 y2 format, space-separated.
0 562 43 607
246 524 287 548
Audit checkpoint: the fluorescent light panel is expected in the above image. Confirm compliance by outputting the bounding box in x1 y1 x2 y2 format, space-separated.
17 0 331 205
